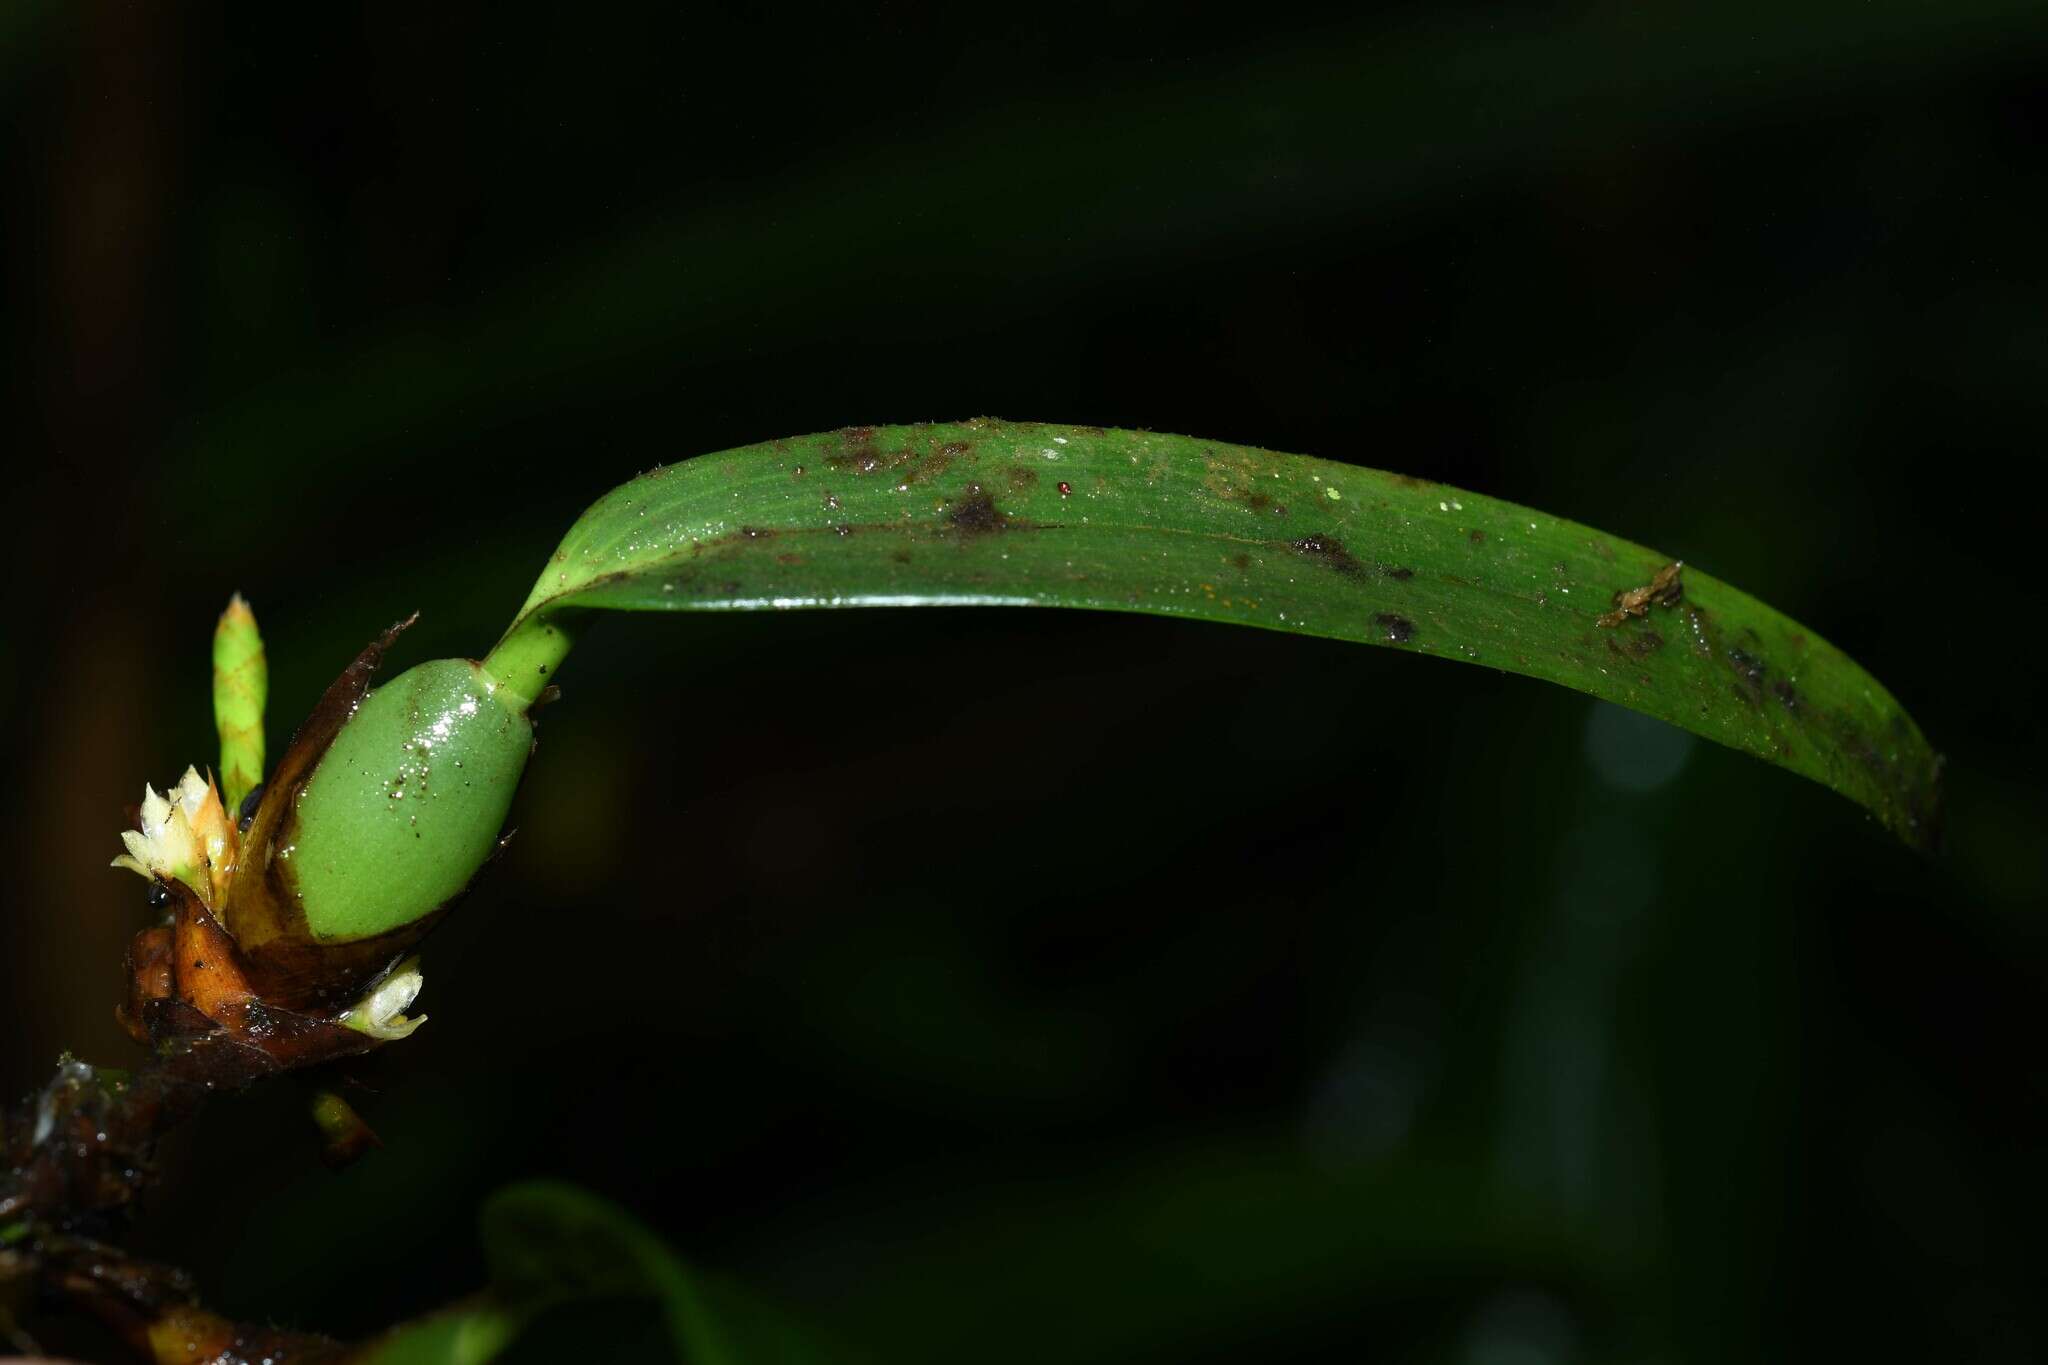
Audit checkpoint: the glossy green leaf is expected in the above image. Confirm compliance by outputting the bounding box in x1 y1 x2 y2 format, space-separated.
355 1182 855 1365
489 421 1940 850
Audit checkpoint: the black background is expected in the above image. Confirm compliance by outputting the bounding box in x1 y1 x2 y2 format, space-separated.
4 3 2045 1361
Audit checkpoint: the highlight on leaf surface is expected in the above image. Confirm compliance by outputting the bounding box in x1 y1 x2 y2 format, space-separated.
490 420 1942 850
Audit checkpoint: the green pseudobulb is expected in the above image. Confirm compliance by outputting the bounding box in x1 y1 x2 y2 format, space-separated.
288 659 533 942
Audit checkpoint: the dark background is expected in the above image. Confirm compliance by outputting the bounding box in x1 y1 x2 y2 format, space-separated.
4 3 2045 1361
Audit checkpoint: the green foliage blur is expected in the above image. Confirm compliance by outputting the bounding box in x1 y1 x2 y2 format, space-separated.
4 2 2044 1360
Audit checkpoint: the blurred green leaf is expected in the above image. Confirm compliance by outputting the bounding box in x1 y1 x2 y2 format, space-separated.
176 1 2048 518
356 1304 522 1365
355 1182 855 1365
491 422 1941 849
788 1138 1607 1365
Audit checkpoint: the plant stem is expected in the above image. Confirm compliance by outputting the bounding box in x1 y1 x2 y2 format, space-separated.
480 607 586 710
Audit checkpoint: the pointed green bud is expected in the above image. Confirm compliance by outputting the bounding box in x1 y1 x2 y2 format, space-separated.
286 659 534 942
213 594 267 813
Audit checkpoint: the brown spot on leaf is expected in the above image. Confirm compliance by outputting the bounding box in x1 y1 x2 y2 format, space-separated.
1293 535 1412 584
829 437 961 489
1292 534 1365 576
1606 629 1664 660
829 447 884 475
948 485 1008 536
1374 613 1417 643
1727 647 1767 705
1005 465 1039 492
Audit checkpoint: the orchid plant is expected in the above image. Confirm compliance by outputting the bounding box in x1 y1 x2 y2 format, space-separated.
4 421 1940 1363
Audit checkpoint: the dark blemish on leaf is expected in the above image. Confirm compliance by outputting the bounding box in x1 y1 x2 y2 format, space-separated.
891 548 912 564
1292 534 1365 576
839 425 876 446
1231 553 1251 570
740 526 774 540
1588 539 1616 562
1606 629 1664 660
1469 530 1485 545
1727 647 1768 707
835 524 854 537
830 439 959 489
1246 491 1272 513
1058 481 1072 497
1598 561 1685 628
948 485 1008 536
1772 679 1802 712
1293 535 1412 584
1005 465 1039 493
1274 504 1289 517
775 552 804 566
829 448 883 475
1374 613 1417 643
792 465 806 478
825 493 842 511
1389 473 1428 491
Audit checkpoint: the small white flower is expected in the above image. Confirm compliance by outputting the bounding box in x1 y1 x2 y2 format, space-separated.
112 765 238 907
342 957 427 1041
